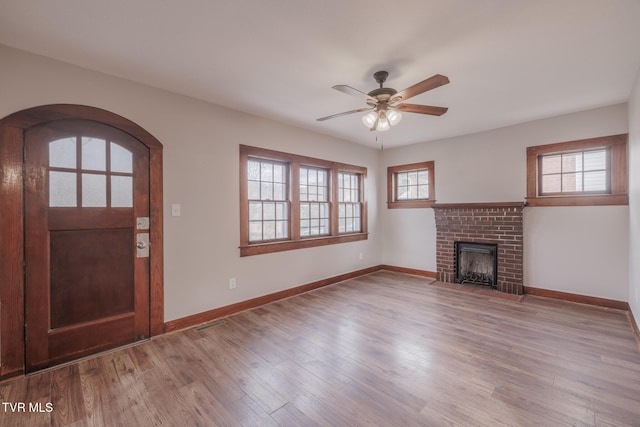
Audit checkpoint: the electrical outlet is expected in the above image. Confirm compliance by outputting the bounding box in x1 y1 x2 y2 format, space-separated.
229 278 236 289
359 252 364 260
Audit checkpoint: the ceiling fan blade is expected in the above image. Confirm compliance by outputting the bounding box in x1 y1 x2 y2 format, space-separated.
316 107 373 122
391 74 450 103
332 85 377 102
395 103 448 116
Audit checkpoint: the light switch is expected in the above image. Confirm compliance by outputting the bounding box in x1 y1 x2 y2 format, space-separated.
171 203 181 217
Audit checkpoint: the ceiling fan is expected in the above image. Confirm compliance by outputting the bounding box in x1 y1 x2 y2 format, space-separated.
317 71 449 132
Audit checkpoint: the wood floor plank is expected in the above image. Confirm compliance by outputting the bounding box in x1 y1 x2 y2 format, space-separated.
2 270 640 426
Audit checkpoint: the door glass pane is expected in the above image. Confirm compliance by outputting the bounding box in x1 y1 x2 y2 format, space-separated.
111 176 133 207
82 174 106 207
111 142 133 173
49 171 77 207
82 137 106 171
49 138 76 169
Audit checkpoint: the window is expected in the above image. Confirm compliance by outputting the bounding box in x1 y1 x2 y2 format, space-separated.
48 137 133 208
300 166 329 237
240 145 367 256
387 161 435 208
338 172 362 233
247 158 289 242
526 134 628 206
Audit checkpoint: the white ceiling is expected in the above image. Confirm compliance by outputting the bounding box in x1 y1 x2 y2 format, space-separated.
1 0 639 149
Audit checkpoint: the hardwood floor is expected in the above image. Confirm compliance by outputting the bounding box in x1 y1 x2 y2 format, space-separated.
2 271 640 426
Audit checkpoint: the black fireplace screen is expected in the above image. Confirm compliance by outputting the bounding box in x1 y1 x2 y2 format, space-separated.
454 242 498 288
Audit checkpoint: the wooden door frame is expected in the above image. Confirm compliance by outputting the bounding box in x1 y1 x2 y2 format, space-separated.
0 104 164 380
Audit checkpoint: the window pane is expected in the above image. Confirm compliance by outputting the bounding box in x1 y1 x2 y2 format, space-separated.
300 203 309 219
300 219 310 236
261 182 273 200
248 181 260 199
562 172 582 192
584 170 607 191
263 202 276 220
310 203 319 218
397 172 408 186
263 221 275 240
49 171 77 207
111 175 133 207
541 155 561 174
248 160 260 180
274 183 285 200
261 163 273 181
49 138 76 169
562 153 582 173
418 170 428 185
308 169 317 185
274 164 285 183
275 202 287 220
249 202 262 220
418 184 429 199
583 150 606 171
275 220 288 239
111 142 133 173
82 137 106 171
82 173 106 207
541 174 561 193
249 222 262 242
318 170 327 185
397 186 408 200
408 186 418 199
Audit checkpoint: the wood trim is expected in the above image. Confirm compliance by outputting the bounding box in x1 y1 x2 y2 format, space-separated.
525 194 628 207
165 265 384 332
0 124 26 379
240 233 368 256
525 134 628 206
387 161 435 209
0 104 165 379
379 265 437 279
433 202 525 209
523 286 629 311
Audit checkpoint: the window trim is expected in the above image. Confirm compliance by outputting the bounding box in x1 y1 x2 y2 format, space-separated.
387 161 435 209
526 134 628 207
240 145 367 256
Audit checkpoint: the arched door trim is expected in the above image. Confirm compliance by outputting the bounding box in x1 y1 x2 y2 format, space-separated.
0 104 164 379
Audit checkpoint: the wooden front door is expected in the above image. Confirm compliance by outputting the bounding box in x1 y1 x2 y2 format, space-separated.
24 119 150 372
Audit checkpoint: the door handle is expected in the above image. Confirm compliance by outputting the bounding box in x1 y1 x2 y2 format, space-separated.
136 233 150 258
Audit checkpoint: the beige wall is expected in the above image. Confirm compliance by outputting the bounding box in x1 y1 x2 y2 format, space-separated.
380 104 630 301
628 67 640 327
0 45 382 321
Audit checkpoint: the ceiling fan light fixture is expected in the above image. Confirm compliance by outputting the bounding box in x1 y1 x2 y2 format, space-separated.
387 109 402 126
362 109 399 131
362 110 378 128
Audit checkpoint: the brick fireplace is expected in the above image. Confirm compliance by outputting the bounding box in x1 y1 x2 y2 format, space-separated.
433 202 524 294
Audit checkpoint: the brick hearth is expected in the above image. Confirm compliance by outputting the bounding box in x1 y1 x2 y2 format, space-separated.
433 202 524 295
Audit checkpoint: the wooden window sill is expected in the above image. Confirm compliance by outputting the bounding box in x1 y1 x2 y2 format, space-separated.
240 233 368 256
525 194 628 207
387 200 436 209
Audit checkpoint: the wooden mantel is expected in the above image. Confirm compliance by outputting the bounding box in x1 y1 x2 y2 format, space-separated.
432 201 526 209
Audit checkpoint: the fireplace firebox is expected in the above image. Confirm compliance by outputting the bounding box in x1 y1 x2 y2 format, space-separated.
454 242 498 289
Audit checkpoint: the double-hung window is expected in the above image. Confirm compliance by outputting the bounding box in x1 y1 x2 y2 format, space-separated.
300 166 330 237
240 145 367 256
526 134 628 206
247 158 289 242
